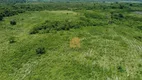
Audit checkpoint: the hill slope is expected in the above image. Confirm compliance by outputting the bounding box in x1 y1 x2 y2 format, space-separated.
0 2 142 80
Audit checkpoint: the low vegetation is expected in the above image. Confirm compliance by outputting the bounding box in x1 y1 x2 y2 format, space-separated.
10 20 16 25
8 37 16 44
36 47 46 55
0 15 3 21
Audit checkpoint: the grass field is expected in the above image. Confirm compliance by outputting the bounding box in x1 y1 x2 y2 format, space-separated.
0 8 142 80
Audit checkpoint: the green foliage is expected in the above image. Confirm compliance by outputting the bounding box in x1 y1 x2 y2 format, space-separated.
117 66 125 73
129 3 133 6
36 47 46 54
84 11 103 19
137 26 142 30
0 15 3 21
111 12 124 20
10 20 16 25
134 36 142 41
9 37 16 43
30 20 83 34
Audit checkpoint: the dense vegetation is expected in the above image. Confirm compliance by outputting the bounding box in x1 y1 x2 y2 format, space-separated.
0 1 142 80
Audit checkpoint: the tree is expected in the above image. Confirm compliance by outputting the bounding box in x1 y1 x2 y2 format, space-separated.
129 4 133 6
0 15 3 21
10 20 16 25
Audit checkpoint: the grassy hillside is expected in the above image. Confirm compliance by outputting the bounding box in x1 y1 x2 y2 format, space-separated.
0 2 142 80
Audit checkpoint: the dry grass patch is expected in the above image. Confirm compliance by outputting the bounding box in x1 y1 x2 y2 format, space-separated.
70 37 80 48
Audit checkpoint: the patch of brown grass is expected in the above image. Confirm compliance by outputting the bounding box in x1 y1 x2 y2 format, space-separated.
70 37 80 48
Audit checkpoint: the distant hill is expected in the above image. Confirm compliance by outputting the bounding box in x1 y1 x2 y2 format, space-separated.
27 0 142 2
0 0 142 3
0 0 26 3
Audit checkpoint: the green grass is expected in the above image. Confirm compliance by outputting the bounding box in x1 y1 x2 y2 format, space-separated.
0 10 142 80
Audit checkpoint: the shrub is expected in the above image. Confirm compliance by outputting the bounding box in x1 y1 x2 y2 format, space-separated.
119 5 124 9
118 14 124 18
134 36 142 41
29 19 86 34
111 12 124 20
108 20 114 24
10 20 16 25
117 66 125 72
29 25 44 34
36 47 46 54
0 15 3 21
129 4 133 6
29 29 38 34
137 26 142 30
9 37 16 44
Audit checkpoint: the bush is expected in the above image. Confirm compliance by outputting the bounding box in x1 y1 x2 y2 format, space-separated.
29 18 91 34
117 66 125 72
36 47 46 54
9 37 16 44
29 26 43 34
129 4 133 6
29 29 38 34
30 20 77 34
111 12 124 20
118 14 124 18
134 36 142 41
119 5 124 9
10 20 16 25
0 15 3 21
137 26 142 30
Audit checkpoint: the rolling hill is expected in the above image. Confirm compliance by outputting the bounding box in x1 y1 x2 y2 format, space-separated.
0 2 142 80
